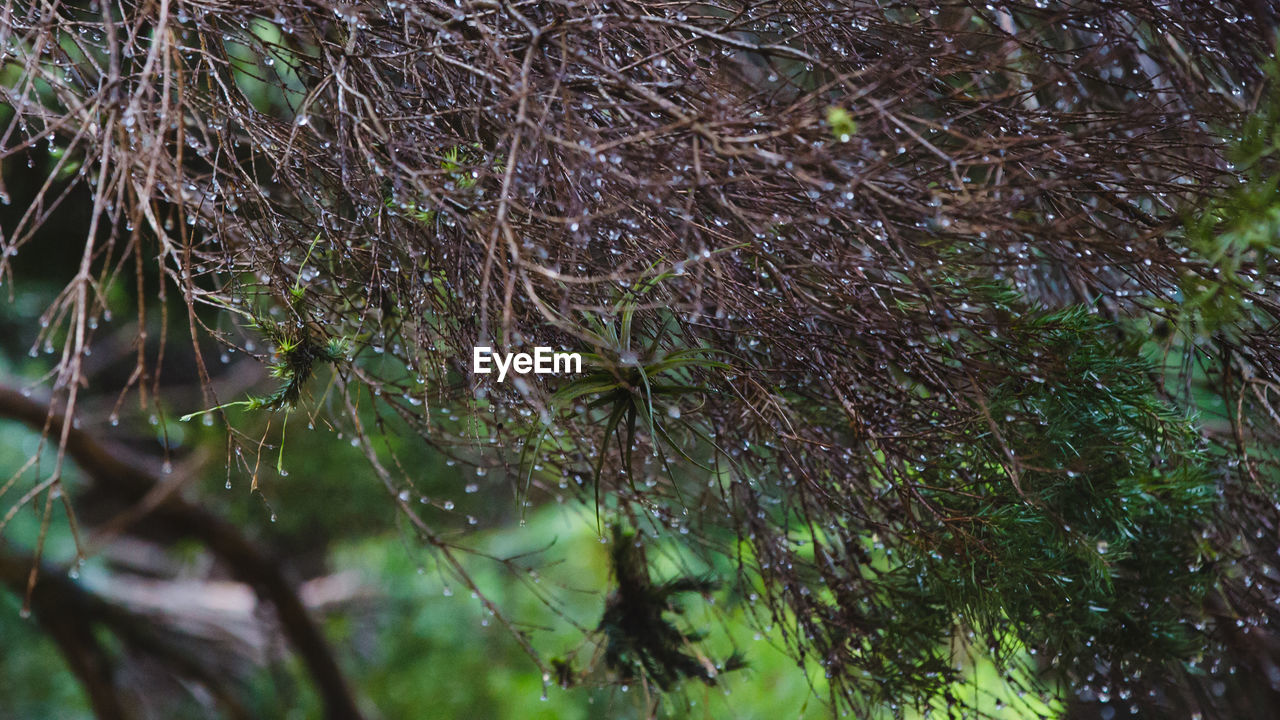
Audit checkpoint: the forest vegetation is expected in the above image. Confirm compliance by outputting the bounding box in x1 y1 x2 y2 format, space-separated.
3 1 1280 718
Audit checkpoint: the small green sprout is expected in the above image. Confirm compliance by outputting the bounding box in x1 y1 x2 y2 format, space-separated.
826 106 858 142
180 329 347 423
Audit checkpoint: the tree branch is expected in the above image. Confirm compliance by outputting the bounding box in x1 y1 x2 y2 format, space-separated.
0 386 365 720
0 548 129 719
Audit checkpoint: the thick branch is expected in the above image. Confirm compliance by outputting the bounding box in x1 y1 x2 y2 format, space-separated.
0 386 364 720
0 549 129 720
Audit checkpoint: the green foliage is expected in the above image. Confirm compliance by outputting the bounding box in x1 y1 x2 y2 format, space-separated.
10 4 1280 717
180 326 345 421
825 106 858 142
777 284 1216 708
1175 56 1280 336
915 302 1214 675
524 292 728 520
441 144 483 190
182 231 346 421
386 143 497 226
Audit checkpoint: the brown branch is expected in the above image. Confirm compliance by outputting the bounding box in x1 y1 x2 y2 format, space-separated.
0 386 365 720
0 549 129 720
0 546 261 719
